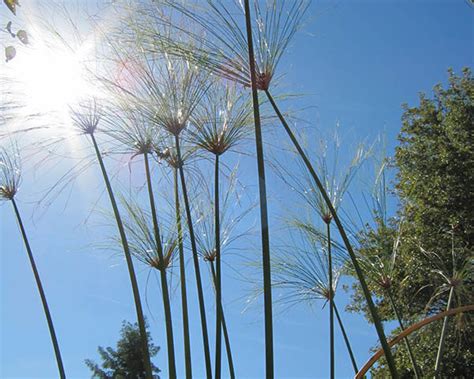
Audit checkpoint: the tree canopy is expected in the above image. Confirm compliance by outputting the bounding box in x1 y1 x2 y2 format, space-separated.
347 68 474 377
85 321 161 379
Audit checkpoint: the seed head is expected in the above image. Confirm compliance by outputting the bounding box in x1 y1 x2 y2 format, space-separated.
203 248 217 262
191 83 252 155
70 99 101 135
149 252 172 272
149 0 308 92
0 145 21 201
379 276 392 290
121 197 179 272
271 225 342 307
320 286 335 301
322 213 333 224
449 277 462 288
256 71 273 91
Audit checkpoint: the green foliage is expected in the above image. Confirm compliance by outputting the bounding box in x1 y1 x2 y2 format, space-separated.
5 45 16 62
392 67 474 317
346 218 408 319
347 69 474 377
372 321 474 378
16 29 28 44
0 143 21 201
3 2 28 63
397 67 474 258
85 321 160 379
3 0 19 15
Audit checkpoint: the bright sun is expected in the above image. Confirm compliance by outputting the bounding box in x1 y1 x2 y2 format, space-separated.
3 25 101 151
13 43 93 115
2 4 117 130
26 50 88 110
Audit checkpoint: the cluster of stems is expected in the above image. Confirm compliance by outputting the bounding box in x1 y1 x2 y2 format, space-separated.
12 2 465 378
263 88 398 378
241 1 396 376
143 152 177 378
90 133 154 378
168 143 236 378
174 134 213 378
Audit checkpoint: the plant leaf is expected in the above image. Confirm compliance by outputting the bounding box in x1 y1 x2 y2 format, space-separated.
3 0 19 15
6 21 15 37
17 30 28 44
5 45 16 62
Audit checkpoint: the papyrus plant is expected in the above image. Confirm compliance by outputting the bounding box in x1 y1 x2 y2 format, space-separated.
132 0 280 371
0 144 66 379
71 100 153 378
352 158 422 378
190 82 252 378
193 166 254 379
102 100 177 377
137 1 397 374
118 54 213 377
154 142 196 379
419 229 473 378
269 224 359 375
276 130 368 378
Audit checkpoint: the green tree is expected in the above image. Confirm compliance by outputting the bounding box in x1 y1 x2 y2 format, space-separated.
85 321 161 379
397 67 473 267
347 68 474 377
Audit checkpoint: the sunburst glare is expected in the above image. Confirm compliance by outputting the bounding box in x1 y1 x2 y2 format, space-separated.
2 6 103 134
15 44 91 113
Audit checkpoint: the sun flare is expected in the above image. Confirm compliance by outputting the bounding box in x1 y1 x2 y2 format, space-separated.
24 50 87 110
13 43 93 114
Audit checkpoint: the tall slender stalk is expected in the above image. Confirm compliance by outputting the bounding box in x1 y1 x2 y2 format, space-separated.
434 285 455 378
210 261 236 379
264 89 398 377
11 198 66 379
326 221 334 379
90 133 153 379
387 289 421 378
143 152 176 378
214 154 222 379
189 81 252 378
333 302 358 374
221 309 235 379
243 2 274 376
174 134 213 378
173 167 192 379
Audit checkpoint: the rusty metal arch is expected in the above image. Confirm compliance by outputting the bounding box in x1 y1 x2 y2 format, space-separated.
355 305 474 379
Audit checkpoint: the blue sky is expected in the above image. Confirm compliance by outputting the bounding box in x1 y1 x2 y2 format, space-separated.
1 0 473 378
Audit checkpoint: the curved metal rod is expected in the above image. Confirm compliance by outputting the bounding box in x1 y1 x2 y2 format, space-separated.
355 305 474 379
